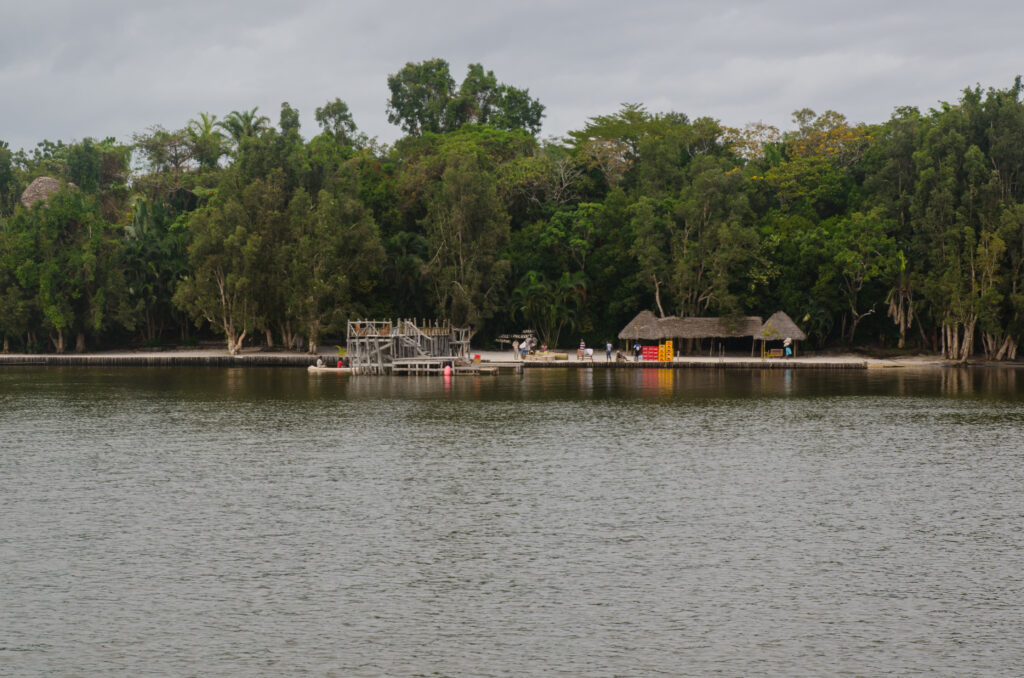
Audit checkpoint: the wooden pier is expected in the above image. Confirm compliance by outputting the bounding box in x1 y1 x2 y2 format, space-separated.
390 357 502 375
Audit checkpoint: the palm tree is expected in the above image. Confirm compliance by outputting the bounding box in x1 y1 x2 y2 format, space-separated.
186 112 226 169
512 270 586 348
217 107 271 150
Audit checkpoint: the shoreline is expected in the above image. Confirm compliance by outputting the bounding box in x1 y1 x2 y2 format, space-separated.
0 348 1012 370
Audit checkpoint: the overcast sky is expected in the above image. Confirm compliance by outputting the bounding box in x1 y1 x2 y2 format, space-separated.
2 0 1023 152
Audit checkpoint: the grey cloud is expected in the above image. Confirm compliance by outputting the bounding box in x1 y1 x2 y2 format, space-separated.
2 0 1022 152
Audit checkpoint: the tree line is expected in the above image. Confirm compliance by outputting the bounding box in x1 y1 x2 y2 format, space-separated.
1 61 1023 360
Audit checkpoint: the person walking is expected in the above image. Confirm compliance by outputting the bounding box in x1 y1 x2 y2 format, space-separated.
578 339 586 361
634 341 642 361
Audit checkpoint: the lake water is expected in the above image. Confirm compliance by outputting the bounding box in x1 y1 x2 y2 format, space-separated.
2 366 1023 676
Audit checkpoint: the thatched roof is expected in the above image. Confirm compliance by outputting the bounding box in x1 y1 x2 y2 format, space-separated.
618 311 764 340
756 311 807 341
20 176 76 208
617 310 661 340
660 316 764 339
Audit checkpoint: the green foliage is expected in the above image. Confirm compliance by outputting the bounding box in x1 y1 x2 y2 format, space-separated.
7 73 1024 360
387 59 544 136
315 98 362 147
218 107 271 152
0 140 15 215
187 113 226 170
4 188 129 351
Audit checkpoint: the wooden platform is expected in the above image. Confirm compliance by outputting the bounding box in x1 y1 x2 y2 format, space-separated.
390 357 453 375
454 365 499 375
389 358 500 375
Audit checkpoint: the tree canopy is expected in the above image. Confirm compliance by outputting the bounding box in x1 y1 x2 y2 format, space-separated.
2 68 1024 362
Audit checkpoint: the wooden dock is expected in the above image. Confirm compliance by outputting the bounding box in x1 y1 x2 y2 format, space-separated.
390 357 502 375
391 357 452 375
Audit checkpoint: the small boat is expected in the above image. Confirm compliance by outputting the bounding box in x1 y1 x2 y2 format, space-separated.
307 364 351 374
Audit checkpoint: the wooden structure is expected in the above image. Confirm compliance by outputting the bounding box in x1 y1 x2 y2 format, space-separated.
346 319 472 374
756 311 808 358
619 310 764 356
618 310 807 358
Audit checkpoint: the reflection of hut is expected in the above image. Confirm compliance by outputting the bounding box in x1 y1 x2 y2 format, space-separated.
756 311 807 357
20 176 76 208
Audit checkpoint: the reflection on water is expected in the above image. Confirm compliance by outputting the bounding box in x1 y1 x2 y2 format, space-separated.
1 365 1023 676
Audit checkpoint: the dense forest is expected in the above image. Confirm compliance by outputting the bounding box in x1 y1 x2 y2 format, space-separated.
2 60 1023 360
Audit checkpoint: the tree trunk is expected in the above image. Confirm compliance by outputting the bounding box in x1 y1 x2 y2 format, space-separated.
265 328 274 349
280 321 295 352
307 321 320 355
652 274 665 318
994 335 1013 361
75 332 86 353
944 323 959 360
53 329 65 354
230 329 247 355
848 308 875 345
224 318 241 355
2 336 8 354
958 316 977 363
982 333 993 359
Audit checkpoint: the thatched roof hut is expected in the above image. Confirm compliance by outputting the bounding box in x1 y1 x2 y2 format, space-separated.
617 311 764 341
756 311 807 342
618 310 661 340
20 176 75 208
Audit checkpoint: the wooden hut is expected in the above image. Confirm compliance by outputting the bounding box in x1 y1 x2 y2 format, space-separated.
617 311 764 356
756 311 807 357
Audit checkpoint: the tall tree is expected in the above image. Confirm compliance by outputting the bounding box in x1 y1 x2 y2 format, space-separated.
284 188 385 352
387 59 544 136
386 58 457 136
421 152 511 327
315 98 361 146
187 112 226 170
173 178 270 354
218 107 271 151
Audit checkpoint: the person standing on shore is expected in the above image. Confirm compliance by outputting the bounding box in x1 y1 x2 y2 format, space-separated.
512 340 519 360
605 341 612 362
634 341 642 361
